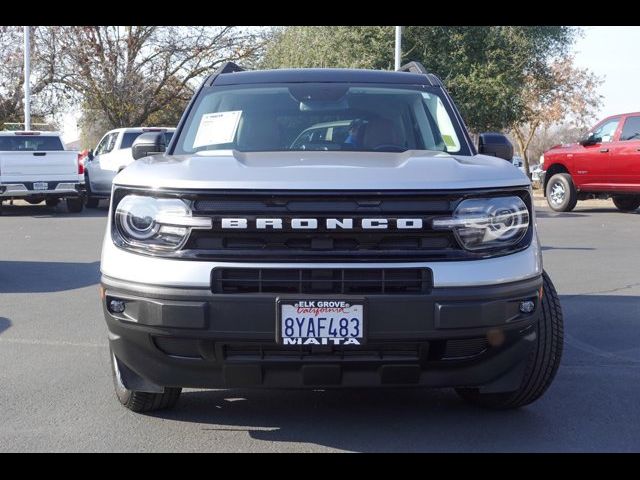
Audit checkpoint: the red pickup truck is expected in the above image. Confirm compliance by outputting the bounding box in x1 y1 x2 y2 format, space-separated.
542 112 640 212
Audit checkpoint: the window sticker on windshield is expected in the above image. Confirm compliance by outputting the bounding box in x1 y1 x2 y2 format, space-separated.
193 111 242 148
441 135 455 147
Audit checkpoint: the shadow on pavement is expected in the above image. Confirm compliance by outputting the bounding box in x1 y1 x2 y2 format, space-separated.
0 260 100 293
155 387 540 452
0 203 108 218
535 211 589 218
560 294 640 365
0 317 11 335
541 246 595 251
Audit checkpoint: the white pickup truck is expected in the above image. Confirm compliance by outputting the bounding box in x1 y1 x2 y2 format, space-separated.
0 131 85 213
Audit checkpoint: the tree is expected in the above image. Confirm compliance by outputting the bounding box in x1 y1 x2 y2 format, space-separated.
261 26 394 70
261 26 579 134
0 26 60 129
403 26 577 133
37 26 267 130
510 56 602 177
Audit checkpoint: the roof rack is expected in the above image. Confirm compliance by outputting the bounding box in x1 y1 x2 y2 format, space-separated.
206 61 245 86
397 61 428 74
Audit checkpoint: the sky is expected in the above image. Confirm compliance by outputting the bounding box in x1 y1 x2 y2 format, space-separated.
572 26 640 120
61 26 640 144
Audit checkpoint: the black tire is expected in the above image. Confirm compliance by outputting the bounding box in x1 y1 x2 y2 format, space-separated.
456 271 564 409
66 197 84 213
85 197 99 208
612 195 640 212
545 173 578 212
84 173 100 208
45 198 60 207
110 350 181 413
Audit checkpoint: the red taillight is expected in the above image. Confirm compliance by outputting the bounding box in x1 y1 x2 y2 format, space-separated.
77 154 85 174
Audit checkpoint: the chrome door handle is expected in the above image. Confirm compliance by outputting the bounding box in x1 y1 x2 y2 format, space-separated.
600 148 609 153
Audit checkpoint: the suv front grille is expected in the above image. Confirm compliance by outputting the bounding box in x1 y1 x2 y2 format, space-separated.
186 191 465 261
211 267 432 294
111 188 532 261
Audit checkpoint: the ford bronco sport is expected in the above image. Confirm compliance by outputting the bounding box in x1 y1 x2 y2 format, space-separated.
100 62 563 412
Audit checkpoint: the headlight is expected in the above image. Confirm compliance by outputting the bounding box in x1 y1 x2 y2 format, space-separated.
114 195 211 251
432 196 530 251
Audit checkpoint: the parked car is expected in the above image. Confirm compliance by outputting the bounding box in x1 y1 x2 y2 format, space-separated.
100 62 563 413
290 120 353 149
84 127 175 208
542 112 640 211
0 131 84 212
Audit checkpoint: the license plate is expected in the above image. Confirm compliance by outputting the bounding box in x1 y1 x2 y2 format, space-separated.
278 299 365 346
33 182 48 190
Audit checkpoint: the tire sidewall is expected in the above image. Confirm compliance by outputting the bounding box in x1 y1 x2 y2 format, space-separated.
546 174 575 212
110 350 133 405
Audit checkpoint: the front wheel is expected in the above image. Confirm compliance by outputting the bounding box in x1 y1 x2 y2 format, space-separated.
612 195 640 212
66 197 84 213
85 197 100 208
111 350 181 413
456 271 564 409
546 173 577 212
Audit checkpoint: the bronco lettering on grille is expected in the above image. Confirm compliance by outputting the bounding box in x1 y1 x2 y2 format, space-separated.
218 218 424 230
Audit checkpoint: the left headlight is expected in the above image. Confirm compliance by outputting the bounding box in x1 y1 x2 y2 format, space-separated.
432 196 530 251
114 195 211 251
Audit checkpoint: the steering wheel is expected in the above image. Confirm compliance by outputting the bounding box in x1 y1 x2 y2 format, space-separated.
373 144 406 152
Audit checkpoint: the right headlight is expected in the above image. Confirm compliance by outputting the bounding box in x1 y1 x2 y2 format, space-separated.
432 196 530 251
113 194 211 252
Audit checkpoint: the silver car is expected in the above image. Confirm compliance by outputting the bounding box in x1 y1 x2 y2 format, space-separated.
84 127 175 207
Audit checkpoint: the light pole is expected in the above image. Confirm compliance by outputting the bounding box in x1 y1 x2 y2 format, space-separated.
394 26 402 71
24 26 31 131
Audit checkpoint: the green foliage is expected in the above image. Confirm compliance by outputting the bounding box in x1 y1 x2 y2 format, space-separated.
261 26 579 133
261 26 394 70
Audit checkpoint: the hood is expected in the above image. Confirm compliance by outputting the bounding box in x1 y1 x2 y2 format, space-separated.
114 150 529 191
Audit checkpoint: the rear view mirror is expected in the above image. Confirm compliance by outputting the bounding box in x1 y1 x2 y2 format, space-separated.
87 149 94 161
580 134 601 146
131 132 167 160
478 132 513 161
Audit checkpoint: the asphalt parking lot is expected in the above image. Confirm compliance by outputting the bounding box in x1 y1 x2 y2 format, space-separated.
1 197 640 452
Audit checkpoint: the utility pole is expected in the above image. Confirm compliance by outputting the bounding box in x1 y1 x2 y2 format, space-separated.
24 26 31 131
394 26 402 71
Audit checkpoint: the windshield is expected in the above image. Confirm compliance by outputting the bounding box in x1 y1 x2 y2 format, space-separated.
0 135 64 151
174 83 467 155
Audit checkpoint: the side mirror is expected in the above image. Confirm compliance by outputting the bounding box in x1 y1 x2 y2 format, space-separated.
131 132 167 160
478 132 514 161
580 134 601 146
87 149 94 161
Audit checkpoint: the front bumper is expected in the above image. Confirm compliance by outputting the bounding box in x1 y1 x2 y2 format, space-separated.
103 274 542 392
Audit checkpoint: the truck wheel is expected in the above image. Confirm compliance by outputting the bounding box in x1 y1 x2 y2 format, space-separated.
86 197 100 208
455 271 564 409
612 195 640 212
84 173 100 208
546 173 577 212
66 197 84 213
45 198 60 207
111 350 181 413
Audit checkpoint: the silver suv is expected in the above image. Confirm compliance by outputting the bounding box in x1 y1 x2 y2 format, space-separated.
100 62 563 413
84 127 174 208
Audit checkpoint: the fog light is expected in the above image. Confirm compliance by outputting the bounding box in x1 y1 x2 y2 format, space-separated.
519 300 535 314
109 299 126 314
